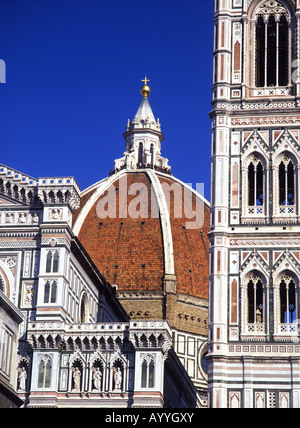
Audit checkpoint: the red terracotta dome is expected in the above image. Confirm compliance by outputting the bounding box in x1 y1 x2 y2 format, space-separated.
72 83 210 301
72 169 210 300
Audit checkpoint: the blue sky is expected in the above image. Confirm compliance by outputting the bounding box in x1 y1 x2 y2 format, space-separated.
0 0 214 201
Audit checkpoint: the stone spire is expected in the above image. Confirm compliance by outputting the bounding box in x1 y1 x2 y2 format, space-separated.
114 78 171 174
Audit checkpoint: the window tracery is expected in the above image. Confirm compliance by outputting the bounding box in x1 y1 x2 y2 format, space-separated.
272 152 298 220
273 272 299 338
279 275 296 324
247 275 264 324
141 354 155 388
248 157 264 209
278 156 295 210
255 1 289 88
46 250 59 273
242 152 267 222
248 0 294 96
241 272 267 337
37 355 52 389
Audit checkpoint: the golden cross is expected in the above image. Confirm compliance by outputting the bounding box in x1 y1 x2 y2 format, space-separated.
142 76 150 85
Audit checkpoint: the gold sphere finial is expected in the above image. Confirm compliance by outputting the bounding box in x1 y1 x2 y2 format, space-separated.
141 76 151 98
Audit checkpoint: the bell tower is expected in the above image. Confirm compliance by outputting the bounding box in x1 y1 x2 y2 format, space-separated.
209 0 300 408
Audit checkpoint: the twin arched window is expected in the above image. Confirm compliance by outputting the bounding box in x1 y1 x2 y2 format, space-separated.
279 156 295 207
44 281 57 304
245 151 297 219
279 275 296 324
141 356 155 388
46 251 59 273
38 355 52 388
244 272 298 335
248 157 264 208
247 275 264 324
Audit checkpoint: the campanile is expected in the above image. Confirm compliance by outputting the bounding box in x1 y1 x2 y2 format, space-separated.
209 0 300 408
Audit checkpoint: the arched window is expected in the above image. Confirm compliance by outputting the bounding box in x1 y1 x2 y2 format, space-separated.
280 276 296 324
255 2 289 88
247 276 264 324
38 355 52 388
248 158 264 207
46 251 59 273
44 281 57 304
53 251 59 273
79 293 90 323
46 252 52 273
44 281 50 303
51 281 57 303
141 355 155 388
279 157 295 207
138 142 144 164
148 360 155 388
141 360 148 387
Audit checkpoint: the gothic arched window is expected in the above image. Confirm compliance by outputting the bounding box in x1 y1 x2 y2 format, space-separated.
46 251 59 273
51 281 57 303
280 276 296 324
247 276 264 324
248 158 264 207
141 356 155 388
38 355 52 388
44 281 57 304
44 281 50 303
279 157 295 207
255 1 289 88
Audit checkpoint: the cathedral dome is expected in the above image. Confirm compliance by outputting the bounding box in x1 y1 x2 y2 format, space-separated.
72 169 210 300
72 82 210 327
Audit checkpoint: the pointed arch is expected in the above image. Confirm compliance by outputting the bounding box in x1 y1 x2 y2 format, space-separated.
241 269 268 337
141 354 156 389
272 150 298 220
79 291 90 323
241 141 269 222
273 269 299 337
37 354 53 389
89 352 105 392
247 0 294 94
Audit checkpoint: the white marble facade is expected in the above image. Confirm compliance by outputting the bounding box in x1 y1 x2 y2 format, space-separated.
0 163 199 408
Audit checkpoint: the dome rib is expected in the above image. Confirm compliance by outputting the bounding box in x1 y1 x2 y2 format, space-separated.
73 169 127 237
72 169 210 299
146 169 175 277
